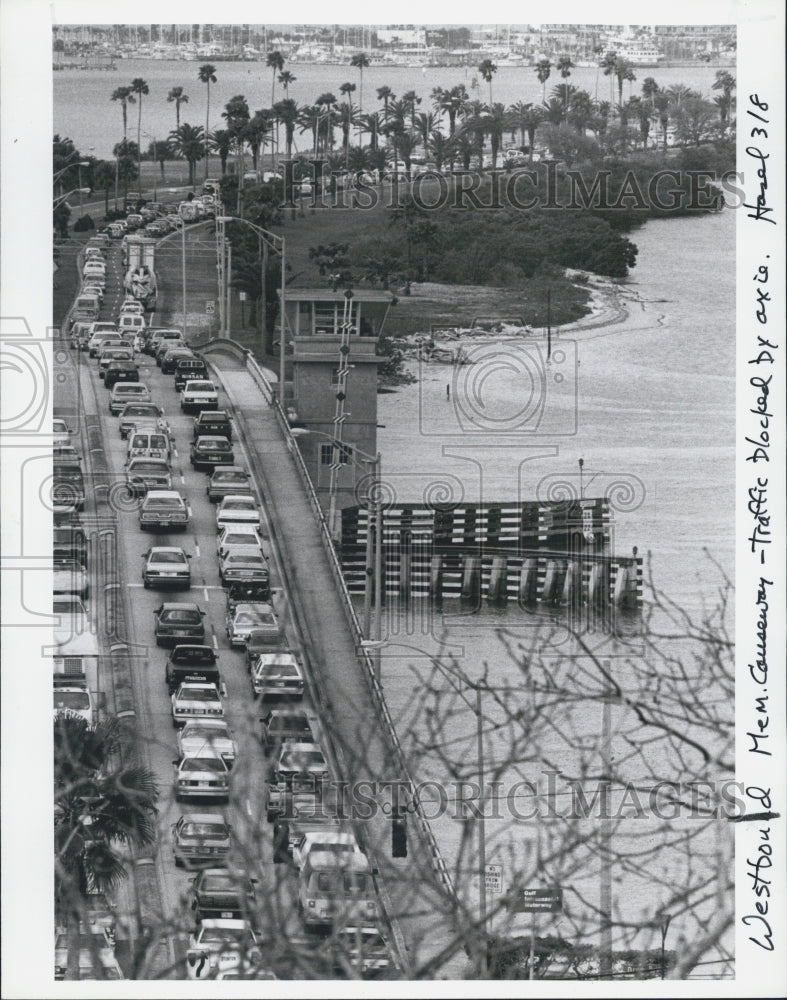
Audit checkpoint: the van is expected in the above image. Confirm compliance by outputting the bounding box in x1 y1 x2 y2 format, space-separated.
298 851 379 928
118 314 146 337
127 426 172 464
70 321 93 350
72 293 100 326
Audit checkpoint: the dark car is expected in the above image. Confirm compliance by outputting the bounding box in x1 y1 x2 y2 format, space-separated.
175 359 209 390
154 602 206 647
193 410 232 442
172 818 232 870
260 710 315 755
166 644 220 694
160 346 194 373
190 868 257 921
104 361 139 389
53 459 85 512
190 435 234 472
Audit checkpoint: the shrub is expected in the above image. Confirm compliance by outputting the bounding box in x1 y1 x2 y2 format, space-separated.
73 214 95 232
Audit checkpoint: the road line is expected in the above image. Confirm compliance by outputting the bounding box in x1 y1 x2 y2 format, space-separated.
203 587 209 601
211 634 218 650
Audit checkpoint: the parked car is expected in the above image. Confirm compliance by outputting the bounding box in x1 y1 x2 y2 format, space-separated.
190 435 234 472
53 686 93 726
53 558 89 599
109 383 150 415
193 410 232 441
173 754 231 802
53 524 88 568
190 868 257 922
172 814 232 869
207 467 252 503
166 644 221 695
216 495 261 529
54 930 123 980
118 403 167 439
104 361 139 389
178 718 237 765
219 546 269 587
154 602 206 646
250 652 304 701
226 602 278 648
142 546 192 589
171 682 224 727
139 490 189 530
181 379 219 413
126 457 172 494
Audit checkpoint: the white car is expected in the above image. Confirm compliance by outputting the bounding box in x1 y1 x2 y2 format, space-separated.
291 829 364 871
250 652 304 701
186 920 261 981
181 379 219 413
227 602 279 648
174 753 231 801
216 524 264 557
109 382 150 415
216 495 262 530
53 418 71 445
171 682 224 728
54 685 93 726
178 719 237 766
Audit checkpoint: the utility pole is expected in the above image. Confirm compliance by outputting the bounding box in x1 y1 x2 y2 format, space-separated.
180 205 187 338
260 236 267 351
279 235 287 397
599 677 612 978
226 242 232 335
476 682 488 976
546 287 552 361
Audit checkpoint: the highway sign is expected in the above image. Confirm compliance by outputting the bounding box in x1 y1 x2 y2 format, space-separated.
510 888 563 913
485 864 503 893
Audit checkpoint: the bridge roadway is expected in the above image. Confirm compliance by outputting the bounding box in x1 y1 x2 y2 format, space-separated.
203 349 467 977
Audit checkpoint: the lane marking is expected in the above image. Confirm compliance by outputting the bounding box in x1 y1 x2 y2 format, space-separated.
195 544 201 558
211 634 218 650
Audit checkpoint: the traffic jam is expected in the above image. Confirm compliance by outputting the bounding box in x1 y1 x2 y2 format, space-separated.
54 217 394 981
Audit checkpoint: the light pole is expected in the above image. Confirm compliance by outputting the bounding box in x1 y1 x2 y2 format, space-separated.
52 188 91 211
216 215 285 383
179 202 188 338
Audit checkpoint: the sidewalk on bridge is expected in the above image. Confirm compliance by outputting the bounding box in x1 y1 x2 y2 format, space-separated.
210 359 469 980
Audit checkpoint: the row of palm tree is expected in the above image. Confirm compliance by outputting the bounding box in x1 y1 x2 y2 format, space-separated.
112 62 736 192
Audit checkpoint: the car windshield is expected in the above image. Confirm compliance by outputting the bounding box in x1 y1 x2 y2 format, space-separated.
201 874 240 892
145 499 180 510
161 609 201 623
115 386 146 396
131 462 167 473
123 405 159 417
152 551 187 564
198 929 246 944
187 382 214 391
182 823 227 838
179 688 219 702
181 758 226 773
227 555 264 566
174 648 215 665
202 440 231 451
55 691 90 710
280 751 325 770
223 500 254 510
216 471 245 482
183 724 226 739
262 664 298 678
236 611 272 625
271 715 308 731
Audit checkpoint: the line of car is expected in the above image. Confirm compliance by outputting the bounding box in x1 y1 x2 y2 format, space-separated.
59 235 394 979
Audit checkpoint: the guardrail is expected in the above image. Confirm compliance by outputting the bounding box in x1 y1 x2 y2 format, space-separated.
232 346 456 900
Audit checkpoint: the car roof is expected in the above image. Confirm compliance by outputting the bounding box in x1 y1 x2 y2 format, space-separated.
179 812 229 825
197 435 231 444
160 602 201 611
145 490 182 499
149 546 187 555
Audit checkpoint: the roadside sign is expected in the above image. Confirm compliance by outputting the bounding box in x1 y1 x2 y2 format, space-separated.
485 864 503 893
510 888 563 913
206 300 215 315
238 291 247 302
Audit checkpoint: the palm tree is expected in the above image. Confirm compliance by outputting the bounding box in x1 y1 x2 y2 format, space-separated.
361 111 381 151
337 99 359 168
376 85 395 125
665 84 697 109
427 130 452 172
93 160 116 215
129 78 149 192
244 110 272 171
600 50 617 105
543 97 566 127
402 90 422 131
315 92 338 153
222 94 251 182
414 111 439 151
626 96 651 148
267 50 285 105
567 89 594 135
55 715 157 980
350 52 370 116
274 99 299 158
169 123 206 187
209 129 233 175
641 76 660 108
535 59 552 103
556 55 574 109
435 84 468 137
110 86 135 141
711 71 736 131
614 58 636 107
653 92 671 149
167 85 189 128
484 103 508 168
278 69 296 95
198 63 217 178
477 58 497 104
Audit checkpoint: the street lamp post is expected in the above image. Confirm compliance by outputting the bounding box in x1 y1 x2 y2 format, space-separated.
179 203 188 338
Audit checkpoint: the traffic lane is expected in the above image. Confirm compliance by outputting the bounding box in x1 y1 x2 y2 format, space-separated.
90 353 314 961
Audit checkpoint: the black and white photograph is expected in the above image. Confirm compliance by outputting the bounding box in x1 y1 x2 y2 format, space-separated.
0 0 785 994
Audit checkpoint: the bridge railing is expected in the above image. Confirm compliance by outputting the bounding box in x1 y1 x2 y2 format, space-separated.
238 348 456 899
